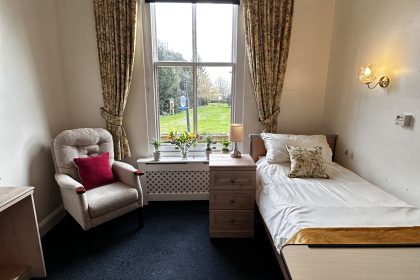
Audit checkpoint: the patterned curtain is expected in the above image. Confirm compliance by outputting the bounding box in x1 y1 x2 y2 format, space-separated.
93 0 137 160
243 0 294 133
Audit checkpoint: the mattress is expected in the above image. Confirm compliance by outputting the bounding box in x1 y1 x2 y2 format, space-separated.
256 157 420 252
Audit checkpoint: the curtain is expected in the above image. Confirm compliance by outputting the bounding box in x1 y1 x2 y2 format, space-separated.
93 0 137 160
243 0 294 133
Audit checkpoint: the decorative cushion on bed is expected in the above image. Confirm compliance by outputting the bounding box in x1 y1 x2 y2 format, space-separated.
261 133 333 164
73 152 115 190
286 146 329 179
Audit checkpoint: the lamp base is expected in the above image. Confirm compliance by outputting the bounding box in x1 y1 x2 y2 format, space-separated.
230 142 242 158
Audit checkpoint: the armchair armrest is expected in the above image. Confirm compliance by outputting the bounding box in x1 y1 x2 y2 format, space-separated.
76 186 86 194
112 161 143 205
55 173 85 193
112 161 142 187
54 173 90 229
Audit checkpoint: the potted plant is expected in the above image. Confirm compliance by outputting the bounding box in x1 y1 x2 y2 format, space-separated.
222 139 230 154
151 138 161 161
205 135 214 160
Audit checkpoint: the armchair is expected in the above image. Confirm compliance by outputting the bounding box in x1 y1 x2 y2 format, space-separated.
51 128 144 231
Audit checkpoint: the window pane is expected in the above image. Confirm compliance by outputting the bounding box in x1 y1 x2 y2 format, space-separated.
158 66 194 138
196 4 233 62
197 67 232 135
155 3 192 62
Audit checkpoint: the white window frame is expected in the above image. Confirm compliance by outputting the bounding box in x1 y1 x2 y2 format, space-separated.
141 1 246 155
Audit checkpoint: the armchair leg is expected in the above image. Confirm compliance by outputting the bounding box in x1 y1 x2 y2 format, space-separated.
137 207 144 228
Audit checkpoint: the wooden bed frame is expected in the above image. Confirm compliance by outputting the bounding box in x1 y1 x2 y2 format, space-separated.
249 134 420 280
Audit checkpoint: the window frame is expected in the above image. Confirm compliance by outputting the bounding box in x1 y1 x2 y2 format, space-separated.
142 1 245 155
151 3 237 140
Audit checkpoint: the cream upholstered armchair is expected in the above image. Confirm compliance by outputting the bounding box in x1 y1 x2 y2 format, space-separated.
51 128 144 231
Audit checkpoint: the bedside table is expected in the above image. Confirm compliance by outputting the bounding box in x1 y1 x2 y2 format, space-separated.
209 154 256 238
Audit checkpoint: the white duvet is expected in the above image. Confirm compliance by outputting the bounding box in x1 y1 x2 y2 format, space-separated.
256 157 420 253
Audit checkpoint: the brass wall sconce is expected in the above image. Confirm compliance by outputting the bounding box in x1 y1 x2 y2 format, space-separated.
359 64 390 89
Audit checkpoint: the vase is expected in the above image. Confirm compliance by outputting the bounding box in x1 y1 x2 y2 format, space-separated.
179 144 188 159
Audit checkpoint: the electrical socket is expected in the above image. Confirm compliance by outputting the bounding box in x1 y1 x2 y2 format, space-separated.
395 114 413 127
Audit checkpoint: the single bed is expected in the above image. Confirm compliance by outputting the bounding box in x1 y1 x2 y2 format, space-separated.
250 134 420 280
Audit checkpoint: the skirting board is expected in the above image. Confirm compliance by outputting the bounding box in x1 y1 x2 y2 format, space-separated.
38 204 65 237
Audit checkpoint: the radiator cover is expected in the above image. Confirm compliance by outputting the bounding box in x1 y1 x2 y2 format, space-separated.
137 158 209 204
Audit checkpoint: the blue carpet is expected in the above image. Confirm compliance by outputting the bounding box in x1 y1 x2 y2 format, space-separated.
41 201 283 279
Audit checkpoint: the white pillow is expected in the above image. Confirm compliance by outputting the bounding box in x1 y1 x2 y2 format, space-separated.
261 133 333 164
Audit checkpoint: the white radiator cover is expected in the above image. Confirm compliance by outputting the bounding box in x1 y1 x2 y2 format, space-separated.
137 157 209 204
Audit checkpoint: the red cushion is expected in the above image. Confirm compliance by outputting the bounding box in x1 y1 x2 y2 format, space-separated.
73 152 115 190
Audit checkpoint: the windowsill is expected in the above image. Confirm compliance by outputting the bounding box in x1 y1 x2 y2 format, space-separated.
137 151 232 164
137 156 209 164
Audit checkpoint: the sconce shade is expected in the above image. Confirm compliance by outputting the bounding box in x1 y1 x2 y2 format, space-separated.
359 64 377 84
358 63 390 89
229 123 244 142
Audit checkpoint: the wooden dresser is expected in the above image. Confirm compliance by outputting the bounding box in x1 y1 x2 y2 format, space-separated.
209 154 256 238
0 187 46 279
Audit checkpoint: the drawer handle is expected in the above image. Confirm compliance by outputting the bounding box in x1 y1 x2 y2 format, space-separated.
230 219 235 224
230 179 235 183
230 199 235 204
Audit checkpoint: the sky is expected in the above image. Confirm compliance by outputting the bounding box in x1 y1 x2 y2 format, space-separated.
154 3 234 83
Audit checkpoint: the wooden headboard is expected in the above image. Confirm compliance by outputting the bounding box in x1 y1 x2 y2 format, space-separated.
249 134 338 162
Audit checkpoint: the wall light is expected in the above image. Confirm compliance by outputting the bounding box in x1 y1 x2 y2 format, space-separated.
359 64 390 89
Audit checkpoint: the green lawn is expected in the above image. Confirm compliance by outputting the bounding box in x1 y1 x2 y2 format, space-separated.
160 104 231 135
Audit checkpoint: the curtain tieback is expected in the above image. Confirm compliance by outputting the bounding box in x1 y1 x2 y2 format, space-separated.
260 109 280 125
100 108 123 126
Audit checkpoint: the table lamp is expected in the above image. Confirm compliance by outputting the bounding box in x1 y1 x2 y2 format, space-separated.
229 123 244 158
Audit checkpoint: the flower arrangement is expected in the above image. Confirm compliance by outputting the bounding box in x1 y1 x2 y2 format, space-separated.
168 130 201 159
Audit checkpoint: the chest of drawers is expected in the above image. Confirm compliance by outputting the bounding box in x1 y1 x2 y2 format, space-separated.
209 154 256 238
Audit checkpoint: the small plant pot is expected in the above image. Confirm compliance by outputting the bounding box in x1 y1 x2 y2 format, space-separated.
205 149 212 160
153 151 161 161
222 148 229 154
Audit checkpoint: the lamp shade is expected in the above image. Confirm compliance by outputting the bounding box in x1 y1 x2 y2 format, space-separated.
229 123 244 142
359 64 377 84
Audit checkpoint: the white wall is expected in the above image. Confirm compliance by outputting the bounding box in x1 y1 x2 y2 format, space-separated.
55 0 103 129
275 0 335 134
0 0 70 221
55 0 335 159
324 0 420 206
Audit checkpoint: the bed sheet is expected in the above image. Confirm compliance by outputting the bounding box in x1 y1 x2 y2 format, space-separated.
256 157 420 252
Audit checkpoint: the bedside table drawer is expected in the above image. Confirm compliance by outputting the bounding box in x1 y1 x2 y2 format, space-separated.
209 210 254 232
210 191 255 210
210 171 255 190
